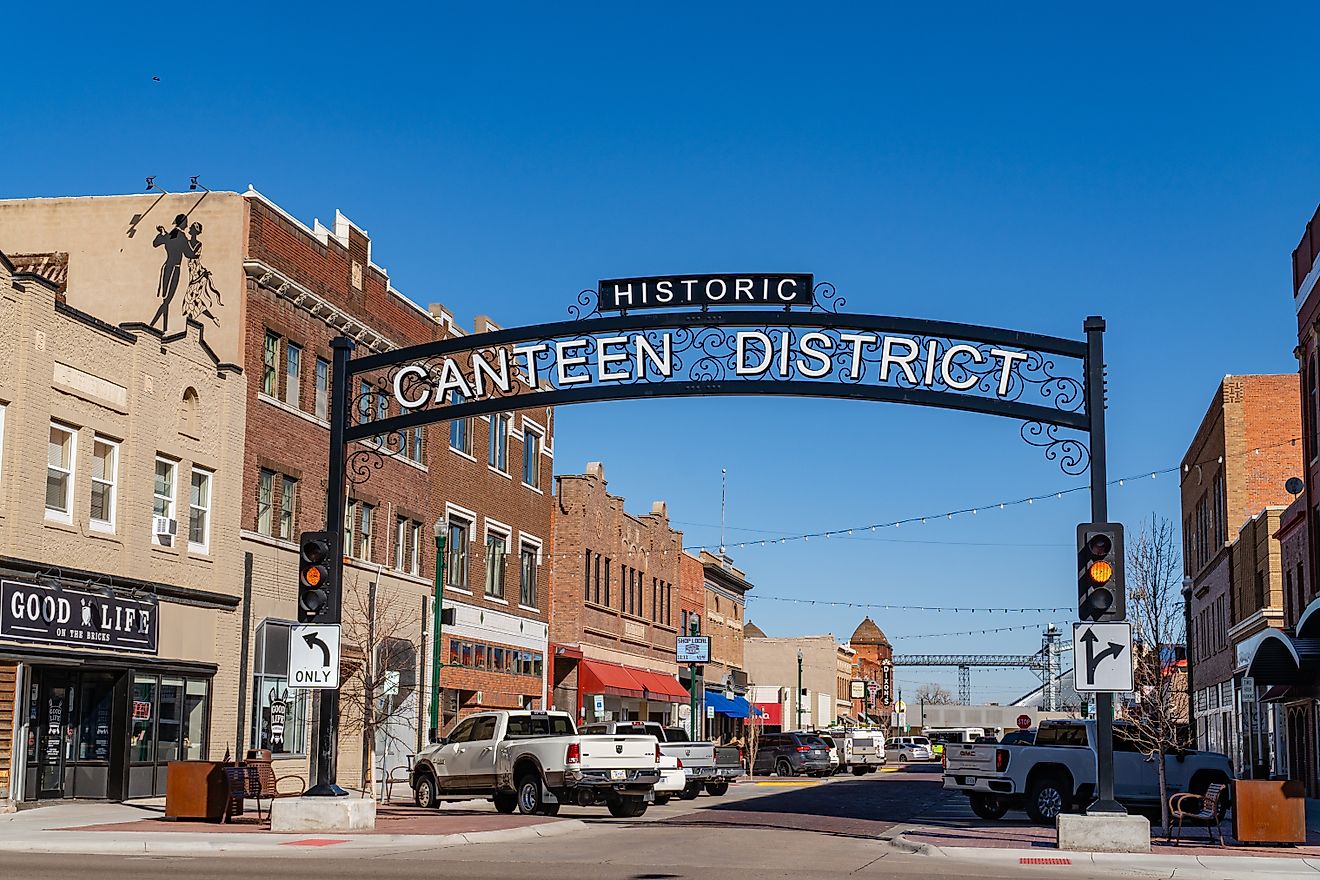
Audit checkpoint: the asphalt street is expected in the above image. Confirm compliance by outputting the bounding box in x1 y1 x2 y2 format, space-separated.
0 765 1116 880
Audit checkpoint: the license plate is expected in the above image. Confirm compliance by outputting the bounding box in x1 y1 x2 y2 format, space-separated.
610 769 626 781
960 776 972 786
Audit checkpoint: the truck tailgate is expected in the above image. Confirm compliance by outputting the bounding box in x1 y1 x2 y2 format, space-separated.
942 743 999 775
714 746 741 769
578 735 659 769
664 743 716 768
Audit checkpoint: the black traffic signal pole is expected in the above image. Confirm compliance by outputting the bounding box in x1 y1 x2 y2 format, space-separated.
306 336 355 797
1084 316 1123 815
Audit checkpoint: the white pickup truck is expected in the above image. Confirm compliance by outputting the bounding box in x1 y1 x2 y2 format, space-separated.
411 710 661 818
943 719 1233 824
831 728 885 774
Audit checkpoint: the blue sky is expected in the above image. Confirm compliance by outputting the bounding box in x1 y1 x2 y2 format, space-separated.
5 4 1317 700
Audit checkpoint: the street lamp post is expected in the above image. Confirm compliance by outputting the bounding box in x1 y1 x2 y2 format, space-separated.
688 618 700 740
428 516 448 743
796 648 804 729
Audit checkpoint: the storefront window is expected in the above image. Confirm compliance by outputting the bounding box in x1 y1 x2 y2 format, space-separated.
251 620 309 755
184 679 207 759
78 676 114 762
130 675 157 763
157 677 185 763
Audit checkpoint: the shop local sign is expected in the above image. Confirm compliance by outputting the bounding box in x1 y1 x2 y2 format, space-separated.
1 580 158 654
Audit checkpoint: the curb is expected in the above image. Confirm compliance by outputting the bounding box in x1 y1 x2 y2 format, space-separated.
0 819 590 856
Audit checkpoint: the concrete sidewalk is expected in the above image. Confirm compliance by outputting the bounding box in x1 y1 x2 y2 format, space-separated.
0 798 584 856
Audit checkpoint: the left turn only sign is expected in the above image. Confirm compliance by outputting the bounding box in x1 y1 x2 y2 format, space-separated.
289 624 341 689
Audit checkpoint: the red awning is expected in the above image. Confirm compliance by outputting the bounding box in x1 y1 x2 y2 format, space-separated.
579 659 645 699
633 670 689 701
752 703 782 725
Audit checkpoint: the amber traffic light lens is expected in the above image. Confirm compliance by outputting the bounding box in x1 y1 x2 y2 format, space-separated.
1088 560 1114 585
305 566 323 587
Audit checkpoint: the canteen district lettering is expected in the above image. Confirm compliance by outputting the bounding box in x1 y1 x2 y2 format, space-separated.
392 329 1030 410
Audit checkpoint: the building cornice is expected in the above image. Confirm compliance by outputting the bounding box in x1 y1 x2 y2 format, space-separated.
244 259 402 355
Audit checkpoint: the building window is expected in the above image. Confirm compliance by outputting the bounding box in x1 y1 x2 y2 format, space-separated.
1312 356 1319 461
344 500 356 557
46 422 76 520
284 342 302 408
594 554 601 605
279 476 298 541
263 331 280 398
189 468 212 551
251 621 309 756
485 530 508 598
257 469 275 536
357 503 374 560
410 521 421 576
90 436 119 530
605 558 612 607
584 550 592 600
358 380 372 426
374 392 388 445
488 413 509 472
405 427 424 464
449 391 472 455
315 357 330 421
153 457 177 543
395 516 408 572
522 427 541 487
447 517 470 589
394 518 421 575
520 542 539 608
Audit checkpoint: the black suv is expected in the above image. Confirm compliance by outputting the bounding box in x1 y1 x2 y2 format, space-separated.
752 731 833 777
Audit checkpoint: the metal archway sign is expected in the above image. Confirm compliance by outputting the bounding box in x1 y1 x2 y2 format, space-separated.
308 275 1115 804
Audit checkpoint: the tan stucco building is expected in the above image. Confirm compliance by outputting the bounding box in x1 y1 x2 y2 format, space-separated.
0 248 246 804
743 632 854 730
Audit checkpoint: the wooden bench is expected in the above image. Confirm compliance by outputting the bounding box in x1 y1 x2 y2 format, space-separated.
1168 783 1227 846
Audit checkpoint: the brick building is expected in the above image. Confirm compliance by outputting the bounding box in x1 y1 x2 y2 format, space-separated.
548 463 687 726
847 618 894 724
1181 374 1300 763
0 245 246 806
0 189 554 797
695 550 752 740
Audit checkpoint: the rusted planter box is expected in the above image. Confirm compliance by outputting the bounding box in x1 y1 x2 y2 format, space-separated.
1232 779 1306 844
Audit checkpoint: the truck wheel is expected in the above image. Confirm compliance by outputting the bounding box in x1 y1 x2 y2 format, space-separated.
852 767 868 776
413 772 439 810
1025 776 1068 825
516 772 545 815
969 792 1009 820
775 759 795 777
607 796 648 818
541 802 560 816
493 791 517 814
679 782 702 800
705 781 729 796
653 794 672 806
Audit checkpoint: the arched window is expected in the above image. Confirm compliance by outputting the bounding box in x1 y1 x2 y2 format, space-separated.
181 387 200 437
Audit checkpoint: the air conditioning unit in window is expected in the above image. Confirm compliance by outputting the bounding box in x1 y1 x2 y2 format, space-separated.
153 516 177 546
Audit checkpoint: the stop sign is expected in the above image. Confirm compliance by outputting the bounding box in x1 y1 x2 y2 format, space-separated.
1017 714 1031 730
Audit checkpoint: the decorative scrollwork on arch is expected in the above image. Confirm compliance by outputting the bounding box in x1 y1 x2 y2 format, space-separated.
1020 421 1090 476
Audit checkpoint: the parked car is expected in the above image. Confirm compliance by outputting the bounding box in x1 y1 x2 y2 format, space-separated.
818 734 842 775
411 710 661 818
752 731 833 777
943 719 1233 825
891 736 935 762
579 720 709 803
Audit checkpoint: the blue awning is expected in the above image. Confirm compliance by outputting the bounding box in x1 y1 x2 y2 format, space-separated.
705 689 750 718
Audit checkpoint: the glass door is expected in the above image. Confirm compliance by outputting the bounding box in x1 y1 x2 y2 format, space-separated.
36 674 74 799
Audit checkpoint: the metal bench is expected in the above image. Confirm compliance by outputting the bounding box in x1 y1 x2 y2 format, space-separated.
222 765 264 823
1168 782 1227 846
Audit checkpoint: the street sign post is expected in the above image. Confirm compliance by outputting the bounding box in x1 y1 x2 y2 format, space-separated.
289 624 342 689
1072 622 1133 693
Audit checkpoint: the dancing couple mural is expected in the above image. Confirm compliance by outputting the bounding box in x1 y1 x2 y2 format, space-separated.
149 212 223 332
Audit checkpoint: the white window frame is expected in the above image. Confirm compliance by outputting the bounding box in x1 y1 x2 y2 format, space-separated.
484 519 511 601
522 426 542 488
263 331 281 398
314 357 330 421
153 456 178 545
257 468 275 536
284 341 302 408
488 413 510 474
518 534 543 610
279 475 298 541
188 467 213 553
46 422 77 523
444 503 476 592
89 435 119 533
358 502 374 561
410 521 421 576
0 404 6 493
394 515 409 572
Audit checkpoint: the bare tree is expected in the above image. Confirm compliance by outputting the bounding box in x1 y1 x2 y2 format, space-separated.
337 569 422 799
915 682 956 705
1123 514 1191 833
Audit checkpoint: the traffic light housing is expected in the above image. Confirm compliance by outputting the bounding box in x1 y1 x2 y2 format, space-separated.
298 531 339 623
1077 522 1124 622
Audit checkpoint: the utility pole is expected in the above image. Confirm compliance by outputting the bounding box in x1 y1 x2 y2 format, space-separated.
427 516 448 743
796 648 804 729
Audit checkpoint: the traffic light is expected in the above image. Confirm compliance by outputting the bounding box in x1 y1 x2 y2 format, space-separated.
298 531 339 623
1077 522 1124 622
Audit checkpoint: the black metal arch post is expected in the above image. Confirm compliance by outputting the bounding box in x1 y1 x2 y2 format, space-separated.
305 305 1114 803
